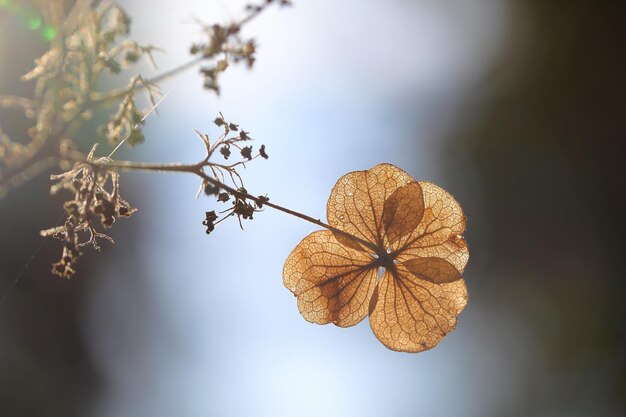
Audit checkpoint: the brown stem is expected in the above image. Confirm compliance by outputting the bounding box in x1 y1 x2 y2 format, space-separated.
199 171 377 251
90 56 204 103
80 156 378 252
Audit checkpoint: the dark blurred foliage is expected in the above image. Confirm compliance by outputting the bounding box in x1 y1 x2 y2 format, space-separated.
0 3 97 416
442 0 626 415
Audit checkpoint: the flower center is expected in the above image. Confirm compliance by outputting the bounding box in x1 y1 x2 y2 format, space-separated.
375 246 396 270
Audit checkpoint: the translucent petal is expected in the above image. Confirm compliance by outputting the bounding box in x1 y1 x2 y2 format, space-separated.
381 181 424 246
327 163 414 248
369 265 468 352
283 231 378 327
395 181 469 273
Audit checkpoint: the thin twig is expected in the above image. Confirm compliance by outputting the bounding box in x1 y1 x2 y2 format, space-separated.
69 155 378 252
90 57 202 103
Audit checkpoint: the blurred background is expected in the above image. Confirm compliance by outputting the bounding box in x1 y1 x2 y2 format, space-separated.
1 0 625 416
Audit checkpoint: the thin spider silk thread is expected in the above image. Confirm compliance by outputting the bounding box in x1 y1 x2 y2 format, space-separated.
108 89 172 158
0 211 64 309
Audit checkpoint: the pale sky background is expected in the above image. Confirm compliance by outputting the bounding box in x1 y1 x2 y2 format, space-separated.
82 1 532 416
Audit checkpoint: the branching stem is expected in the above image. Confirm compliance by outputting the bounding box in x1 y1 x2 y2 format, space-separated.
89 0 283 103
71 154 378 252
90 56 204 103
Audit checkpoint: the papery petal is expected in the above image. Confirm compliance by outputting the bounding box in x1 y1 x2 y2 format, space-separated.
382 181 424 246
327 163 414 249
395 181 469 273
283 230 378 327
402 257 462 284
369 265 467 352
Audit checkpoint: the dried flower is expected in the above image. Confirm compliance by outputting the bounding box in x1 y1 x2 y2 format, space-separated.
283 164 469 352
40 153 136 278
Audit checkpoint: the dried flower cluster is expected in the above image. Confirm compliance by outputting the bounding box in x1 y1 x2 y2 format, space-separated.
0 2 160 196
194 113 270 233
1 0 286 277
191 0 292 93
40 147 136 278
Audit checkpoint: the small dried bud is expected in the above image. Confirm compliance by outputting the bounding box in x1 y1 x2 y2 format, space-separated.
204 181 220 196
200 67 215 77
218 192 230 202
256 195 269 208
204 79 220 94
104 57 121 74
234 200 255 220
259 144 268 159
239 130 249 140
202 210 218 234
213 116 225 126
220 145 231 159
125 51 139 63
228 123 239 131
240 146 253 161
216 59 229 72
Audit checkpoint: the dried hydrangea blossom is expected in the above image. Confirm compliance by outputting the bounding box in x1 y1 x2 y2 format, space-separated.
283 164 469 352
